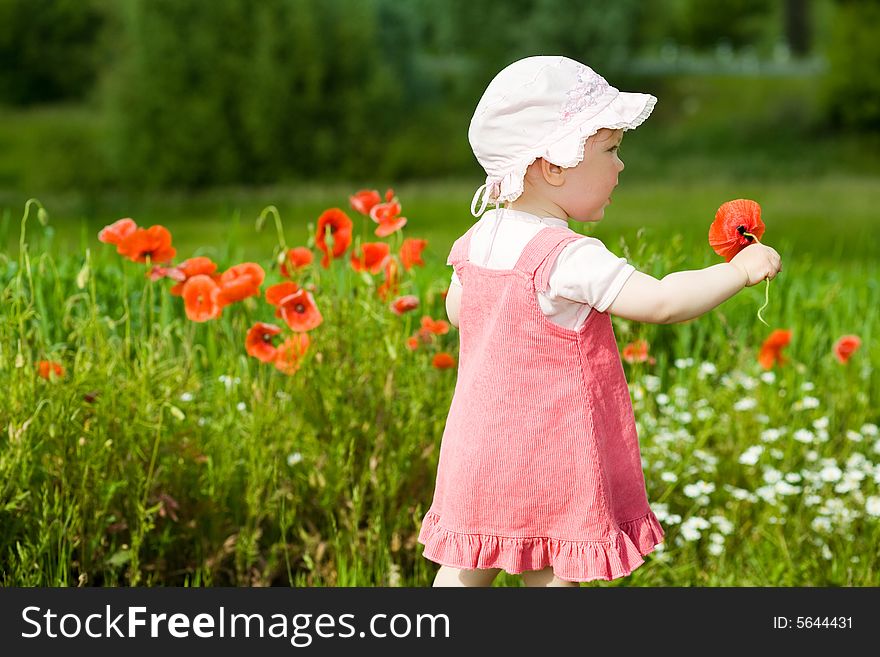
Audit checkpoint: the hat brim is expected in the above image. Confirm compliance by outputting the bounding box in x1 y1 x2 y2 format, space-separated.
543 91 657 168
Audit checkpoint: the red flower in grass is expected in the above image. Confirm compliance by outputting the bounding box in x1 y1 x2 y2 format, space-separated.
370 199 407 238
266 281 299 306
833 335 861 364
349 189 382 216
350 242 391 274
274 333 311 375
758 329 792 369
316 208 353 268
432 352 456 369
390 295 419 315
440 287 449 300
400 238 427 271
378 257 401 302
168 257 219 295
117 225 176 264
708 199 765 262
405 336 420 351
421 315 449 336
245 322 283 363
98 218 137 247
621 340 656 365
280 247 313 278
217 262 264 306
37 360 64 380
182 274 222 322
267 286 322 332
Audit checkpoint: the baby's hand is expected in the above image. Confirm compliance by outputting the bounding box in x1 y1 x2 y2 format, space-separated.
730 243 782 287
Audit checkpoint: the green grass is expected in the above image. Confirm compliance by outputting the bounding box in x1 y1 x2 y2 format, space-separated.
1 175 878 587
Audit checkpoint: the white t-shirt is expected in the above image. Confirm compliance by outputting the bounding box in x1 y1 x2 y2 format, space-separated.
449 208 635 331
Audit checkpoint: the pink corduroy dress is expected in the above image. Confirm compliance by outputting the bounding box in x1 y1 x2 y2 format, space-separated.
417 224 665 582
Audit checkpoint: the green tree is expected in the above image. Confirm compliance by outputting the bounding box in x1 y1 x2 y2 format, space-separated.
0 0 105 105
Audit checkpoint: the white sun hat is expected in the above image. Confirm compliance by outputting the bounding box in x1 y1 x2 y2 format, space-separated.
468 55 657 217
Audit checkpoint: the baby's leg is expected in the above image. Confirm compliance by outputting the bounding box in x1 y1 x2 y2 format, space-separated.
520 566 580 587
432 565 502 587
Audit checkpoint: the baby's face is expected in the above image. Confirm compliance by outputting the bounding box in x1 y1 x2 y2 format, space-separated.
559 128 624 223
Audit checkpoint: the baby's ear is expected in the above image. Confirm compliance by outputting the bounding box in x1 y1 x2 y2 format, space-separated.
539 158 564 185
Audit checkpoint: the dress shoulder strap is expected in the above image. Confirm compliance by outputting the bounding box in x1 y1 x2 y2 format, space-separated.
513 226 584 293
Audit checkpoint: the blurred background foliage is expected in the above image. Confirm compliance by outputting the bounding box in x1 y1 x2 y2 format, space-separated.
0 0 878 198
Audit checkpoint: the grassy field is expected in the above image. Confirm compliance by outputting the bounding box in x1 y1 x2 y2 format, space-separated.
1 173 878 586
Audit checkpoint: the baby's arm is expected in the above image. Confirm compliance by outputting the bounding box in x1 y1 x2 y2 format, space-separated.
446 279 462 328
608 243 782 324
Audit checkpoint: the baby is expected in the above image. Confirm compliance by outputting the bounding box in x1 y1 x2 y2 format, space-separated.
418 56 782 587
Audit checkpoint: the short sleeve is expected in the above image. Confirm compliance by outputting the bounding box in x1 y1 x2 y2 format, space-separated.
546 236 635 312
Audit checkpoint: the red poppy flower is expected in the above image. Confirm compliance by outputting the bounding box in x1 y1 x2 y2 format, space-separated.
351 242 391 274
37 360 64 380
376 216 407 238
370 200 407 237
390 295 419 315
274 333 311 375
98 218 137 247
315 208 353 268
399 238 427 271
217 262 265 306
168 257 220 295
370 200 400 224
758 329 792 369
621 340 656 365
709 199 765 262
278 288 323 332
385 188 395 202
245 322 283 363
833 334 861 364
405 336 420 351
421 315 449 335
265 281 299 306
182 274 222 322
349 189 382 216
117 225 176 264
280 247 313 278
432 352 456 369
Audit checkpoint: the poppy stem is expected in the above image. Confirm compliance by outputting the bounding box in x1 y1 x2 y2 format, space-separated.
756 278 771 327
257 205 288 252
740 230 771 326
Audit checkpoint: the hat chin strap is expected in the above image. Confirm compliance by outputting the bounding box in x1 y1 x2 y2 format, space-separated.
470 180 501 217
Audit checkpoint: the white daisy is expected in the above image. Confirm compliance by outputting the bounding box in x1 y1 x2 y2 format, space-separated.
733 397 757 411
861 423 879 437
698 362 717 377
644 374 662 392
683 480 715 498
738 445 764 465
793 428 814 443
819 465 843 483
